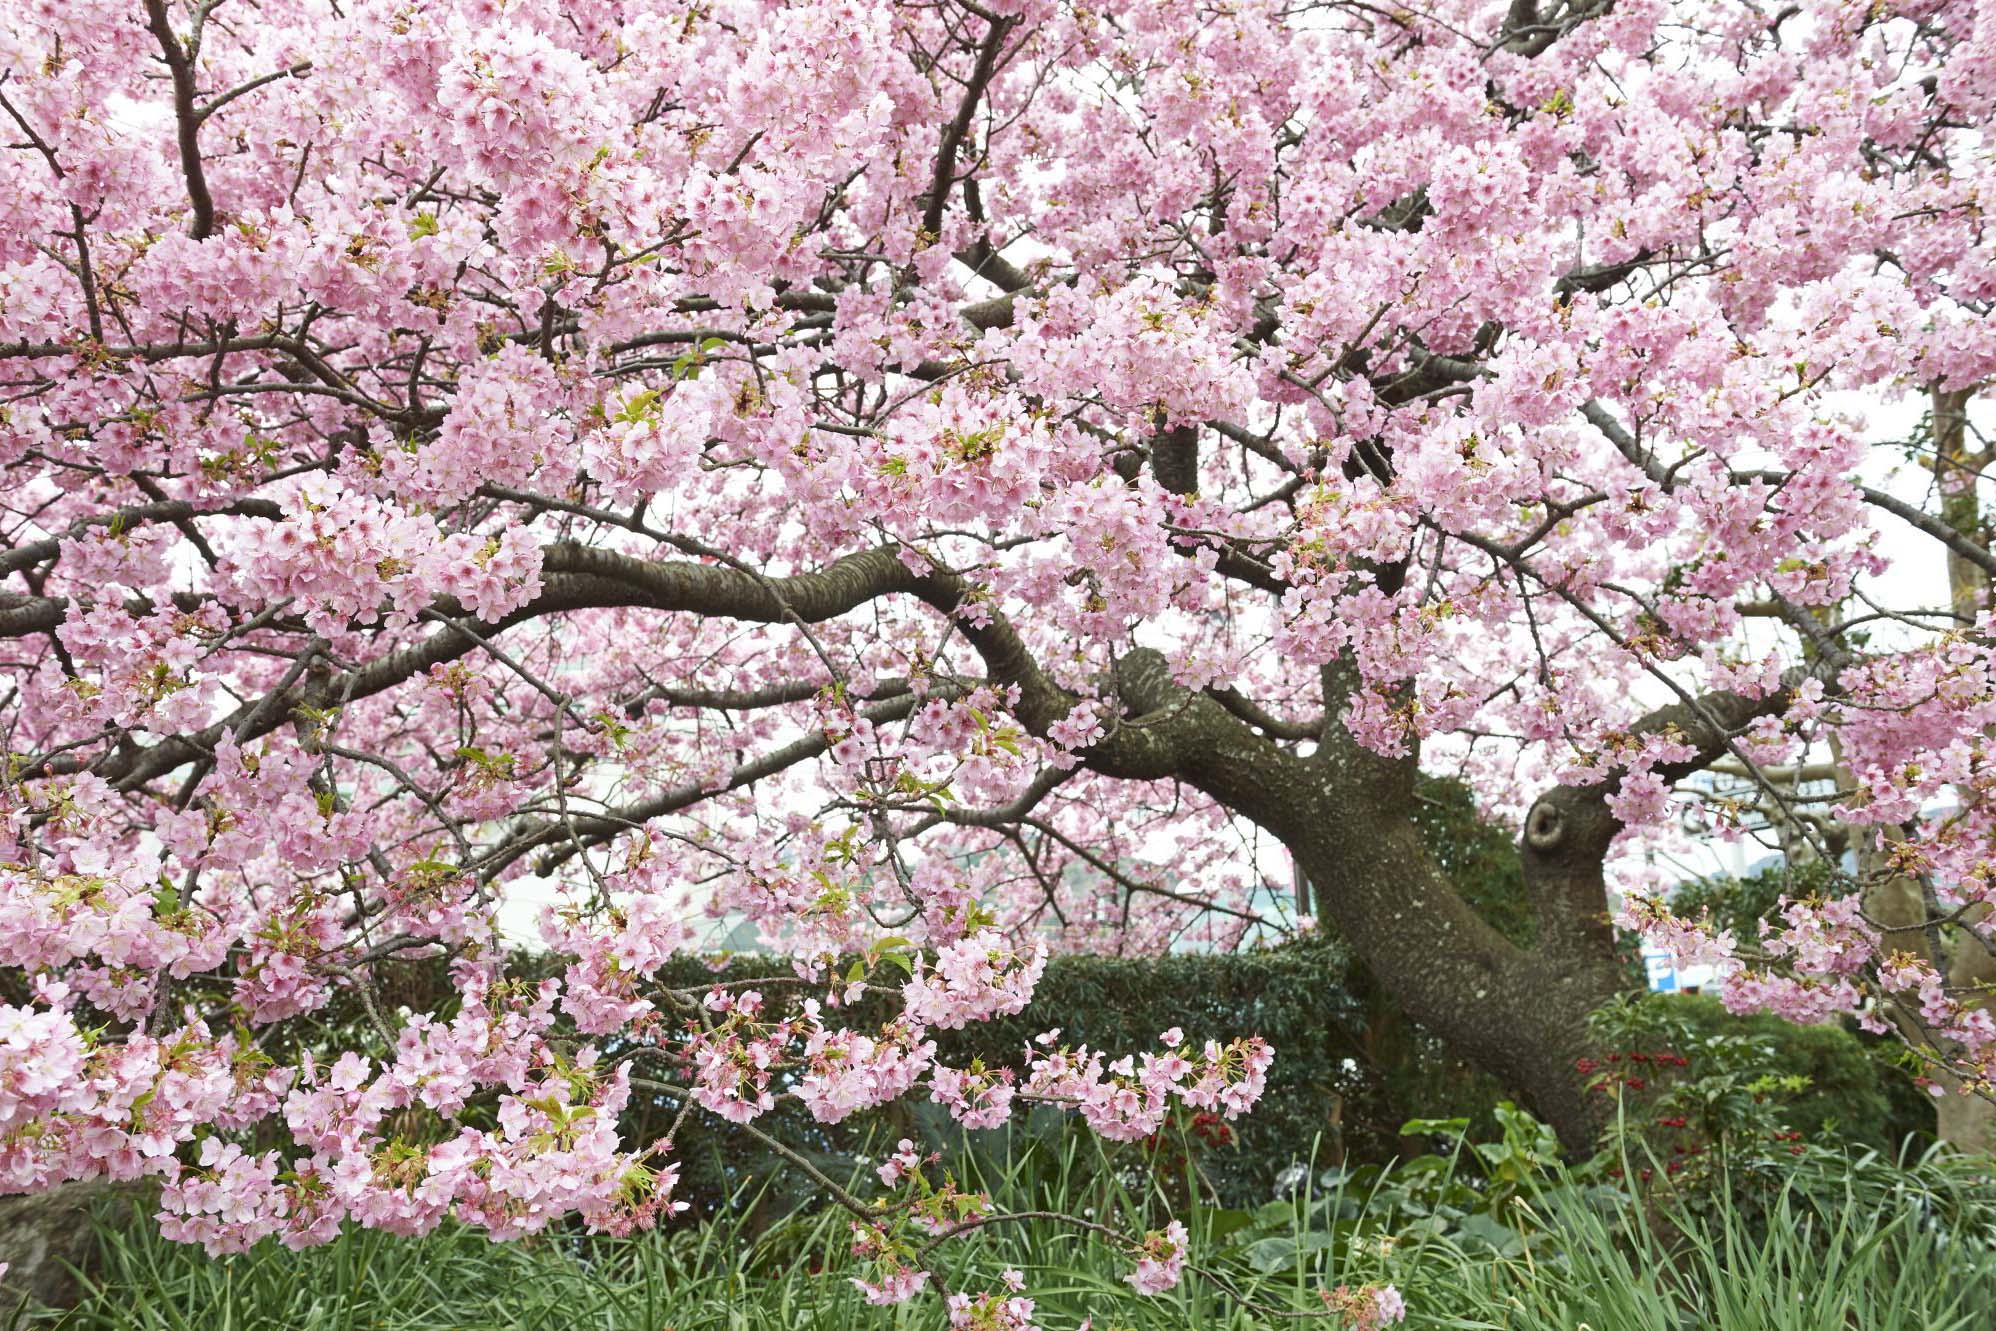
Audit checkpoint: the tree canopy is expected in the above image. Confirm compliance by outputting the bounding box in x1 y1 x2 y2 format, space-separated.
2 0 1994 1315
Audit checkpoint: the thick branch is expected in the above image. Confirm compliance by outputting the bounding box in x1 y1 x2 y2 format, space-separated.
920 14 1016 239
1518 671 1822 938
0 498 282 577
1151 422 1199 495
30 541 1075 799
142 0 218 239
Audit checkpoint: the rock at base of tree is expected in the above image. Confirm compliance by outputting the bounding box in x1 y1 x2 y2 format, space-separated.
0 1179 150 1311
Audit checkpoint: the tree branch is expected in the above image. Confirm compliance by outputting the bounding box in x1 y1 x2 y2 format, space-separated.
142 0 218 239
920 12 1016 239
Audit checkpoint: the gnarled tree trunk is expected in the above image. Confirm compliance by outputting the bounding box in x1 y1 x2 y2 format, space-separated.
1077 650 1776 1150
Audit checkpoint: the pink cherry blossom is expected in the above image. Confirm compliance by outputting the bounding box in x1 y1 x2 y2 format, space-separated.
1 0 1994 1314
1125 1219 1189 1295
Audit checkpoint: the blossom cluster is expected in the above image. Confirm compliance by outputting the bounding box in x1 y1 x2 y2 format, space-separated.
1023 1029 1275 1141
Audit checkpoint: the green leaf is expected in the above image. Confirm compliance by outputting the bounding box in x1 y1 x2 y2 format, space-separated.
668 338 730 380
1453 1211 1526 1257
1205 1208 1256 1241
615 388 663 424
1253 1200 1298 1226
1244 1231 1336 1274
1401 1115 1471 1139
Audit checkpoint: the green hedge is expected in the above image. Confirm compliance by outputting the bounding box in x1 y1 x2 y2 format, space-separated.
627 941 1394 1214
630 956 1922 1219
628 773 1544 1211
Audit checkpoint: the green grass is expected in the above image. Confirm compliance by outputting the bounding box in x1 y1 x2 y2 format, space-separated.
34 1136 1996 1330
1406 1184 1994 1330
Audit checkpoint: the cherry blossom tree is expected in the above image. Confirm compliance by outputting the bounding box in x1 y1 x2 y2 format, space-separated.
2 0 1995 1310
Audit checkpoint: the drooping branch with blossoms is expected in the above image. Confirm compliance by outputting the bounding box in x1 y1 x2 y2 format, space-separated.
2 0 1996 1319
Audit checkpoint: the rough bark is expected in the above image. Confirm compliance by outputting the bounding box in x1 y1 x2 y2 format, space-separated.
0 1178 148 1311
1864 861 1996 1151
1287 819 1624 1149
1093 647 1632 1149
1938 928 1996 1152
1931 384 1996 1151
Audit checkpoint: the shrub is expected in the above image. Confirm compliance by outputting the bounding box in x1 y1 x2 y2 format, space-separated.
1586 990 1922 1170
628 940 1388 1216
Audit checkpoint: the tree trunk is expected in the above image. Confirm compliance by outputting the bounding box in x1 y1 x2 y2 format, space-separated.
0 1178 148 1311
1092 649 1742 1156
1289 818 1624 1151
1928 384 1996 1152
1855 800 1993 1152
1937 1080 1996 1152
